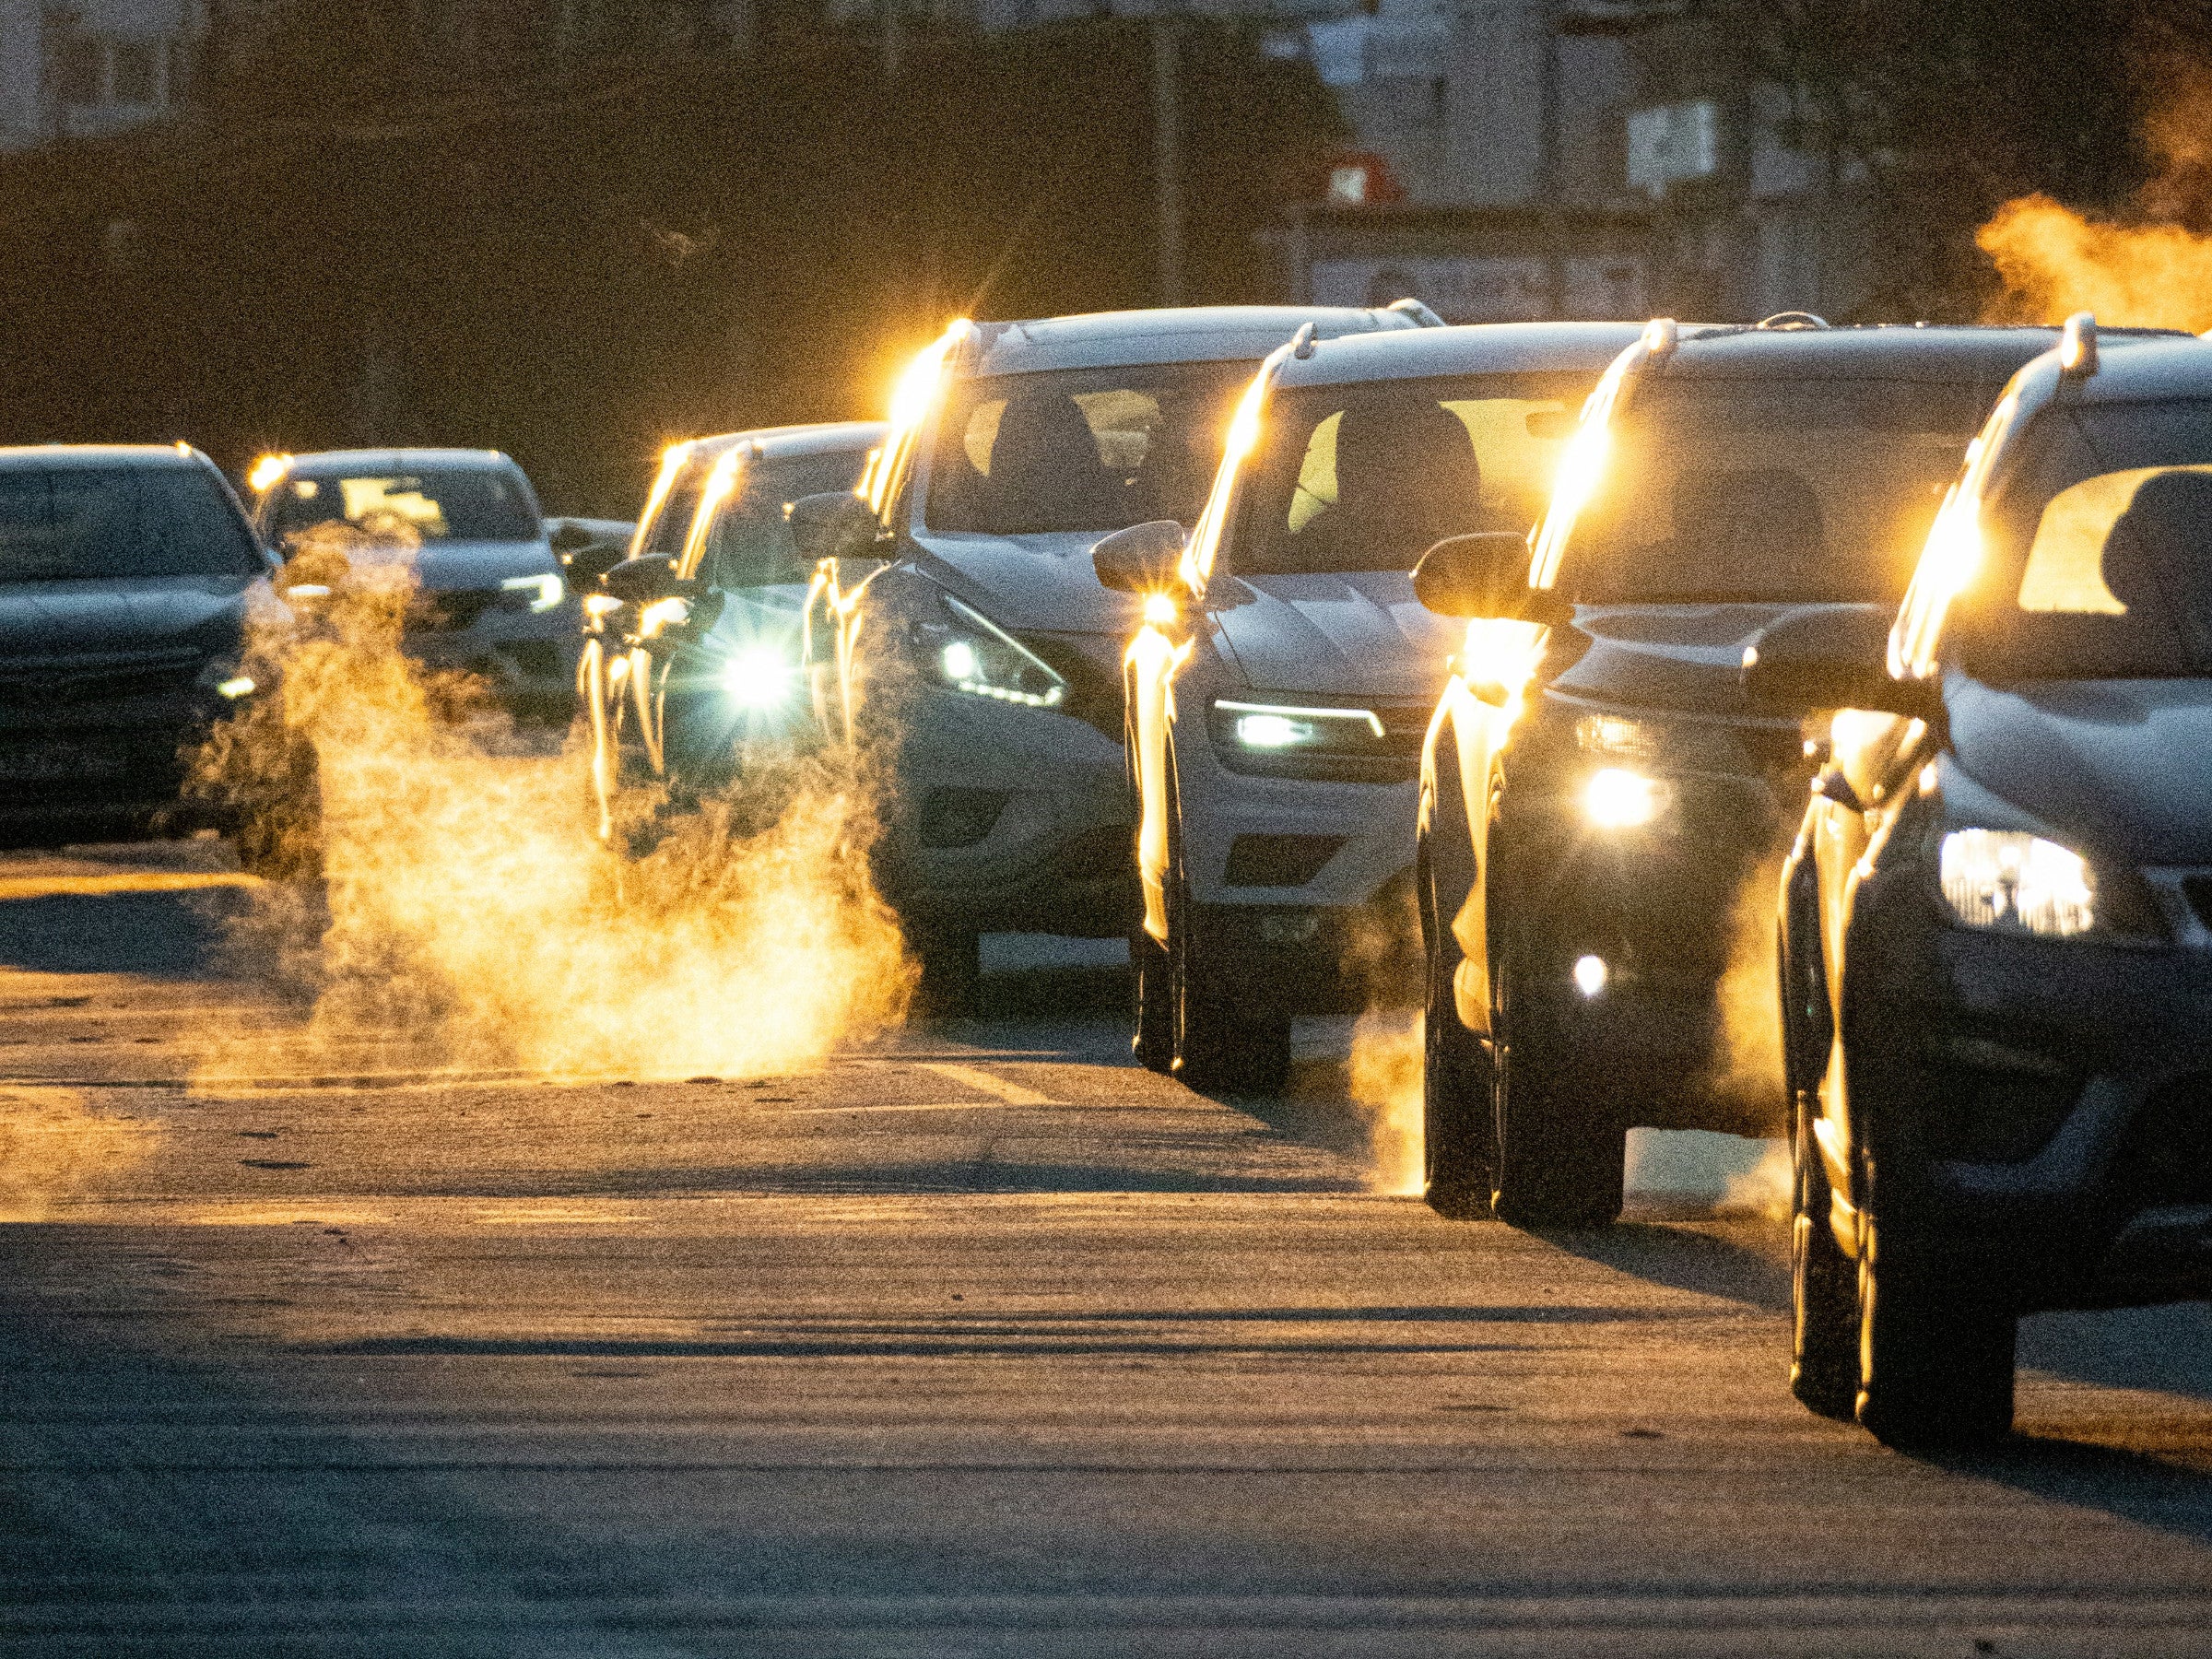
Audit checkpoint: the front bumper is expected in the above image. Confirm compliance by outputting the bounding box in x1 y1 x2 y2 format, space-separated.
878 684 1134 938
405 594 582 712
1872 913 2212 1312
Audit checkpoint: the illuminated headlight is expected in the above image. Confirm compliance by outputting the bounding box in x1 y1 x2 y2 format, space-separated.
197 661 258 700
1584 767 1670 830
916 593 1067 710
501 572 566 613
1939 829 2098 937
1575 714 1653 759
721 645 796 709
1216 700 1385 752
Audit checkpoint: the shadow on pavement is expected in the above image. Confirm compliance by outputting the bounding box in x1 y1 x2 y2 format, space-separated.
1525 1222 1792 1313
1912 1431 2212 1551
0 888 262 979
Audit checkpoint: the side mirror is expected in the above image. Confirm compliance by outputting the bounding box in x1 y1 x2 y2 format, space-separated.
1741 604 1938 718
1091 520 1186 593
1413 532 1573 627
559 538 629 585
788 491 881 564
600 553 681 606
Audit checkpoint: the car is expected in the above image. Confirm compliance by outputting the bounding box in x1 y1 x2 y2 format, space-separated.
796 303 1441 1012
0 443 296 858
1756 315 2211 1447
1107 321 1646 1094
248 448 577 720
1414 315 2068 1229
577 421 884 841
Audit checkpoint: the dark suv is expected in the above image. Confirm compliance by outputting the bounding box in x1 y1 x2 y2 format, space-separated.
1759 318 2212 1447
1413 317 2061 1227
0 445 282 852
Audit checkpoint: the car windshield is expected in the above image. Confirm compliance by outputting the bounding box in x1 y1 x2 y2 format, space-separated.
0 465 261 582
1563 377 2003 605
265 467 538 546
1965 398 2212 678
1235 371 1594 575
924 360 1256 535
704 449 874 588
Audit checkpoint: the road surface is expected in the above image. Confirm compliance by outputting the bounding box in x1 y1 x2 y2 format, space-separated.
4 839 2212 1657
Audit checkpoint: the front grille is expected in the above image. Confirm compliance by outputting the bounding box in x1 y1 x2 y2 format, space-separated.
1226 833 1346 888
1374 702 1432 757
0 649 206 710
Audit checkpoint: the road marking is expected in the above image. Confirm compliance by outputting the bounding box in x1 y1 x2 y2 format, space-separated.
915 1062 1057 1105
778 1099 1109 1117
0 872 261 899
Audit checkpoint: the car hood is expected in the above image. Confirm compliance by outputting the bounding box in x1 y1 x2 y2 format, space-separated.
0 574 265 661
317 538 559 594
1546 601 1852 717
910 529 1144 635
1208 571 1460 698
1948 676 2212 866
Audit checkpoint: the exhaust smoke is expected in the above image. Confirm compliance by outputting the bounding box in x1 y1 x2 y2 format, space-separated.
194 531 912 1084
1347 1007 1423 1195
0 1087 163 1221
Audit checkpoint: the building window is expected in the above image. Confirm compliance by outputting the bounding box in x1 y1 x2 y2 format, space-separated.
57 37 105 108
112 40 159 106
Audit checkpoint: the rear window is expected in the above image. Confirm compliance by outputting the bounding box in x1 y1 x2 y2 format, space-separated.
0 465 262 582
265 467 538 546
1964 398 2212 678
1233 371 1592 575
1561 377 2004 605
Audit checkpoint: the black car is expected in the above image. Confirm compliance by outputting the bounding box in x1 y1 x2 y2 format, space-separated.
1413 317 2065 1228
0 445 290 856
1756 318 2212 1447
580 421 883 841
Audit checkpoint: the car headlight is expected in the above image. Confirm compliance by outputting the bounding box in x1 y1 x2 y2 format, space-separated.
1939 828 2099 937
913 593 1067 710
501 572 566 613
1212 699 1386 754
196 660 258 700
1583 767 1671 830
721 643 798 709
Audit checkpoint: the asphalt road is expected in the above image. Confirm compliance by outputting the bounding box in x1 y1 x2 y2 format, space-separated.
6 841 2212 1657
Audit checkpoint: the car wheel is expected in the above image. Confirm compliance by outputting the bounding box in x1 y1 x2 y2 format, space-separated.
1487 910 1624 1229
1790 1092 1858 1419
1168 865 1290 1097
910 924 982 1021
1854 1218 2017 1449
1131 925 1174 1074
1422 868 1492 1218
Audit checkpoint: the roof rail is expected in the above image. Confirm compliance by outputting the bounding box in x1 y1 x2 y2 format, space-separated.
1383 297 1445 327
1641 317 1680 362
1756 312 1830 330
2058 312 2099 380
1290 322 1320 359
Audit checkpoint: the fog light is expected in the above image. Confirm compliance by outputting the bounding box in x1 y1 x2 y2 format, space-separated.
1572 954 1608 997
1584 767 1666 830
215 676 256 700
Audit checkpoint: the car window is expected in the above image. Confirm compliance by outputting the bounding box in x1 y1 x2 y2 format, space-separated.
267 467 538 546
924 360 1255 536
0 465 261 582
704 449 873 589
1964 399 2212 678
1234 371 1591 575
1562 377 2002 605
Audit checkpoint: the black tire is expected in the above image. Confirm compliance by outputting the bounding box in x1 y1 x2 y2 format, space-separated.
1422 872 1492 1218
1131 925 1175 1074
1487 912 1624 1229
1854 1220 2018 1450
1791 1094 1859 1419
911 924 982 1021
1169 869 1291 1097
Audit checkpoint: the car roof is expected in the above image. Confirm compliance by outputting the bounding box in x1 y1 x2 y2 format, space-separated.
2046 330 2212 404
282 448 520 473
669 420 888 467
966 306 1418 376
1276 321 1651 389
1659 324 2068 382
0 443 206 470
